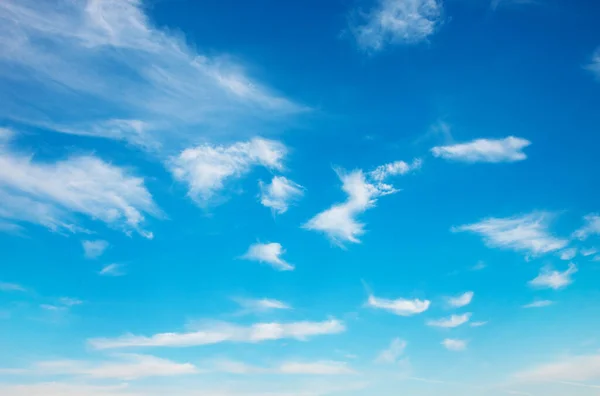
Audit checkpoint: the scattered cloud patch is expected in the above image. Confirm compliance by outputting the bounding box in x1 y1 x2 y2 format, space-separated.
241 242 294 271
442 338 467 351
0 282 26 292
529 263 577 290
99 263 125 277
366 294 430 316
259 176 304 214
559 248 577 261
445 291 474 308
169 138 286 205
573 213 600 240
472 261 487 271
376 338 407 364
278 361 355 375
454 212 568 256
351 0 443 51
515 354 600 382
581 247 598 257
523 300 554 308
233 297 292 314
427 313 471 328
89 319 345 349
431 136 531 163
470 321 488 327
369 158 422 182
0 132 159 237
82 240 109 259
585 48 600 80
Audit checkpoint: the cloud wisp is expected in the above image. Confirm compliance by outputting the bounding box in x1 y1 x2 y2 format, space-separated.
241 242 294 271
442 338 467 351
375 338 407 364
523 300 553 309
366 294 431 316
82 240 109 259
259 176 304 214
445 291 474 308
528 263 577 290
427 313 471 328
431 136 531 163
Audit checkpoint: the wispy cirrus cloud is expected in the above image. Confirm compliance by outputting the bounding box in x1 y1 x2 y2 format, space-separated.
99 263 126 277
523 300 553 308
232 297 292 314
82 240 109 259
453 212 568 256
445 291 474 308
585 48 600 80
427 313 471 328
211 359 355 375
431 136 531 163
89 318 345 349
350 0 443 52
169 138 287 205
0 281 26 292
304 159 418 246
529 263 577 290
0 130 160 237
241 242 294 271
259 176 304 214
573 213 600 240
366 294 430 316
375 338 407 364
0 0 303 151
442 338 467 351
514 354 600 383
559 248 577 261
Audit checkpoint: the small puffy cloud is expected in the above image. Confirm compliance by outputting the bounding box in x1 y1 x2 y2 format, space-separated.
445 291 474 308
89 318 345 349
529 263 577 290
442 338 467 351
259 176 304 214
427 313 471 328
585 48 600 80
454 212 568 256
33 354 197 380
233 297 292 313
376 338 407 364
573 213 600 240
431 136 531 163
99 263 125 277
366 294 430 316
523 300 554 308
559 248 577 261
351 0 443 51
0 133 160 237
514 354 600 382
304 162 409 246
82 240 109 259
241 242 294 271
169 138 287 204
369 158 422 182
0 282 26 292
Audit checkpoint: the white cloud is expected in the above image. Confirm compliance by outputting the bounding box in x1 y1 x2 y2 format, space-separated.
529 263 577 290
303 168 398 246
454 212 568 256
366 294 430 316
442 338 467 351
0 0 302 152
169 138 287 204
351 0 443 51
99 263 125 277
211 359 355 376
472 261 487 271
369 158 422 182
470 321 488 327
233 297 292 313
431 136 531 163
573 213 600 240
445 291 474 308
427 313 471 328
559 248 577 261
0 382 136 396
515 354 600 383
89 319 345 349
585 48 600 80
581 247 598 257
0 281 26 292
33 354 197 380
0 132 159 237
83 240 109 259
523 300 554 308
59 297 83 307
258 176 304 214
241 242 294 271
375 338 407 364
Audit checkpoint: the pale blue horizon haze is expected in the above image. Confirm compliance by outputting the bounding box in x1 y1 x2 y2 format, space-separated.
1 0 600 395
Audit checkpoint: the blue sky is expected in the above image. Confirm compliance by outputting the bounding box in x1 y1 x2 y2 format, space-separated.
1 0 600 395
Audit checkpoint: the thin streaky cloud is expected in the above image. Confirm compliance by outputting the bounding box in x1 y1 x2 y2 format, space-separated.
581 247 598 257
99 264 126 277
232 297 292 314
366 294 431 316
523 300 554 308
427 313 471 328
0 282 26 292
431 136 531 163
528 263 577 290
573 213 600 240
514 354 600 383
446 291 474 308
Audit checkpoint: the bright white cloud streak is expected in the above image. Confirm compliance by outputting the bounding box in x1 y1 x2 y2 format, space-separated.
352 0 443 51
233 297 292 313
431 136 531 163
573 213 600 240
241 242 294 271
89 319 345 349
446 291 474 308
427 313 471 328
523 300 554 308
454 212 568 256
528 263 577 290
376 338 407 364
366 294 430 316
